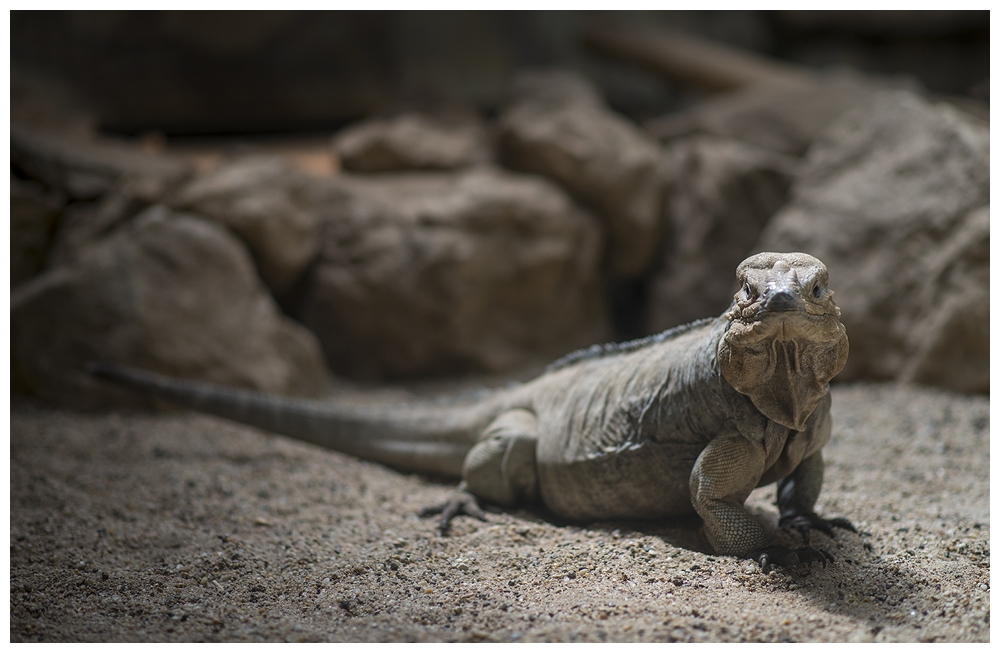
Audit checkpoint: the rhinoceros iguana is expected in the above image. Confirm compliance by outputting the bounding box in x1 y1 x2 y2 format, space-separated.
90 251 855 570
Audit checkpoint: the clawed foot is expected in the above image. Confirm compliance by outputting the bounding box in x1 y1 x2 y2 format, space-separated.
751 544 835 573
780 512 857 544
419 489 485 536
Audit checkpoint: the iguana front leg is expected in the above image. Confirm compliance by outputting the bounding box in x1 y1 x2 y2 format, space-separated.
777 450 856 544
690 434 770 556
423 408 539 535
690 435 833 571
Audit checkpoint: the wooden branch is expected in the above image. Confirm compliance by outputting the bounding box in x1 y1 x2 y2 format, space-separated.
582 22 813 92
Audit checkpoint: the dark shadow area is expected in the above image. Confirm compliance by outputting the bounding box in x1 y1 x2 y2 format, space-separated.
12 10 988 138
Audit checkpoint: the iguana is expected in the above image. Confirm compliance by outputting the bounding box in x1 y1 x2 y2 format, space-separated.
89 251 855 571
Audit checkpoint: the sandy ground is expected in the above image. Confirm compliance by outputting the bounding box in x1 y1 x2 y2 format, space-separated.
9 381 989 642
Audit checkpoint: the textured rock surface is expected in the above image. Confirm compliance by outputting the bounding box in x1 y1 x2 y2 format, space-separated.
333 113 491 173
297 167 609 379
498 71 666 279
646 136 796 332
11 206 330 409
646 72 882 156
172 156 323 294
10 176 63 288
756 90 989 393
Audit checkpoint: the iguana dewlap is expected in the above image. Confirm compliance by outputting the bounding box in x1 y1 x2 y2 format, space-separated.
90 252 854 570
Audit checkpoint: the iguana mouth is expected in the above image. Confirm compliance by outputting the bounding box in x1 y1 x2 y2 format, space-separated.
728 309 841 347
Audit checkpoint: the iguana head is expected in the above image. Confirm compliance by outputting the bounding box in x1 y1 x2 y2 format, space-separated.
718 252 848 431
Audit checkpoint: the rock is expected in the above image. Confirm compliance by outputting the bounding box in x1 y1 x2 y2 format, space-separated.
297 167 609 379
10 176 63 288
11 125 191 201
755 90 989 393
11 205 330 409
645 71 884 156
498 70 666 279
646 136 796 332
171 156 322 294
333 113 491 173
45 177 170 271
506 69 606 108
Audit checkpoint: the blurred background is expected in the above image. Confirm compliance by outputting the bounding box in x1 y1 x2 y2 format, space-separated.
10 10 990 408
10 10 989 134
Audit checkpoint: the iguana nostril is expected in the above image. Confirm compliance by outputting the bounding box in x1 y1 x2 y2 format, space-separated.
765 290 798 311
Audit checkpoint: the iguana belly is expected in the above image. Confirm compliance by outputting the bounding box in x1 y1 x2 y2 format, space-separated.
536 440 705 521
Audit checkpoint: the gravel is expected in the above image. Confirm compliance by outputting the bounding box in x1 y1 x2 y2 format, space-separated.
9 382 989 642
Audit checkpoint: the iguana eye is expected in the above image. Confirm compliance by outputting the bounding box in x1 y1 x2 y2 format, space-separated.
743 282 753 298
812 284 824 298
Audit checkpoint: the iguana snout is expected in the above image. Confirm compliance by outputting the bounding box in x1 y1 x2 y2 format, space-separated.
762 288 799 312
718 252 849 430
760 259 807 312
727 253 839 324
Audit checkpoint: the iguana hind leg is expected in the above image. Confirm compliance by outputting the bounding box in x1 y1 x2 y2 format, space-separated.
422 408 539 535
419 482 486 536
463 408 539 506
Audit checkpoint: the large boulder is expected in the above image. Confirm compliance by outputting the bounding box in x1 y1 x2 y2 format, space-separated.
171 156 323 295
497 70 666 279
647 136 796 332
11 206 331 409
755 90 989 393
297 167 609 379
332 113 491 173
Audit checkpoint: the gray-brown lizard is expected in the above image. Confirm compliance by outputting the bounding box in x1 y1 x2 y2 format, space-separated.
89 251 855 570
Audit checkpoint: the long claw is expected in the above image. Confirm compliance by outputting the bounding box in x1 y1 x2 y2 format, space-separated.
751 545 835 573
827 517 857 533
780 513 857 542
420 494 485 536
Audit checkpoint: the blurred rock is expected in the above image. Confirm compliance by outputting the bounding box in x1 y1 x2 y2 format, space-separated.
45 177 170 271
10 177 64 288
647 136 796 332
756 90 989 393
11 126 192 201
646 71 883 156
172 156 322 294
11 206 330 409
498 70 666 279
507 69 606 107
297 167 609 379
333 113 491 173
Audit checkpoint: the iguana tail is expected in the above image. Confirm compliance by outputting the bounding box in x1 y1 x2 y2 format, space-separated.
87 362 499 477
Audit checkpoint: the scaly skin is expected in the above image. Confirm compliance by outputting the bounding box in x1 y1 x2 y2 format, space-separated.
89 252 856 570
